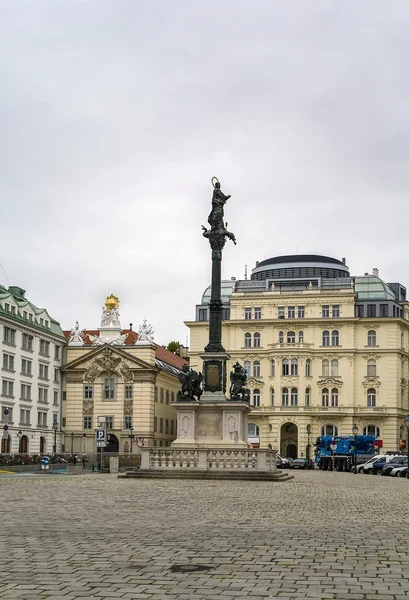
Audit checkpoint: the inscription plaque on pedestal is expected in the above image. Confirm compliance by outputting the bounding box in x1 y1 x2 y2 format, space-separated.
204 360 222 392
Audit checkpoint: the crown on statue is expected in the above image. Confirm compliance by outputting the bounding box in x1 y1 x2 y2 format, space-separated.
105 294 120 310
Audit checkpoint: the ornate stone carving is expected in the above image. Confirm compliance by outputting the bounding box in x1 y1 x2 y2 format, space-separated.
88 333 127 346
135 320 155 345
124 398 133 416
317 377 344 388
83 362 101 383
68 321 85 346
362 377 381 389
83 348 122 382
120 362 133 382
83 399 94 415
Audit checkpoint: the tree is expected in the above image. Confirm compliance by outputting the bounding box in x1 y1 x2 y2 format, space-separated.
167 341 181 354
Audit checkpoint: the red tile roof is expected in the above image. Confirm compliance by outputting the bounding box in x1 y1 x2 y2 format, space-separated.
63 329 188 370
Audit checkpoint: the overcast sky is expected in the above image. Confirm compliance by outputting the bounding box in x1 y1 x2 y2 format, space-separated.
1 1 409 344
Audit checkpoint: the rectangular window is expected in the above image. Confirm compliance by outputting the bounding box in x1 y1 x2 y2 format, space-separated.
39 340 50 356
37 411 47 427
198 308 208 321
104 378 116 400
165 418 169 434
367 304 376 318
1 379 14 397
4 303 9 312
322 305 330 318
125 385 133 399
40 318 44 326
10 306 16 315
22 333 33 351
21 358 32 375
170 420 174 435
44 320 49 328
222 307 230 320
355 305 364 318
53 390 59 405
38 387 48 403
105 416 114 429
171 391 175 403
54 368 59 383
332 305 340 318
84 385 94 399
154 416 157 432
160 388 164 403
298 306 305 319
54 345 61 360
288 306 295 319
154 386 158 402
39 364 49 380
83 416 92 429
380 304 389 317
254 307 261 320
20 384 31 400
124 416 132 429
244 307 252 320
20 409 30 425
166 390 169 404
3 353 15 371
278 306 285 319
3 327 16 345
160 418 163 433
23 311 27 319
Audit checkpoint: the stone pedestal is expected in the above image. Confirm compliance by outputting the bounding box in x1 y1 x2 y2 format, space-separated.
171 400 251 449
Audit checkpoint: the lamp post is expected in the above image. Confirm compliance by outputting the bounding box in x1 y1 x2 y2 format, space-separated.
71 431 74 453
53 420 58 455
129 426 134 453
306 425 311 468
352 423 359 473
405 414 409 479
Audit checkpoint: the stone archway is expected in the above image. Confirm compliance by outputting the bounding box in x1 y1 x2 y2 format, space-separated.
1 435 11 453
105 433 119 453
40 436 46 454
280 423 298 459
19 435 28 453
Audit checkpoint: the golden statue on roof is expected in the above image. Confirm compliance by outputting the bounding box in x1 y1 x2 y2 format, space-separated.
105 294 119 310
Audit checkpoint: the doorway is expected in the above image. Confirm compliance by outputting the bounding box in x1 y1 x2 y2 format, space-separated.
280 423 298 458
19 435 28 453
1 435 11 453
40 436 46 454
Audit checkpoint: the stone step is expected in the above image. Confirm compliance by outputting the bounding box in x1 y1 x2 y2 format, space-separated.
119 469 293 481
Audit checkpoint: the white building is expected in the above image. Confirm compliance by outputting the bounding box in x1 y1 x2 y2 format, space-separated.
0 285 66 454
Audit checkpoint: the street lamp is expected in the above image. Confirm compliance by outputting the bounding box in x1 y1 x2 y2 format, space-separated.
352 423 359 473
129 426 134 453
306 425 311 468
405 414 409 480
53 420 58 455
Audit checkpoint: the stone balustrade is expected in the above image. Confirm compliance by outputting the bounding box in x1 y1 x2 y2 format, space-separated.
140 447 277 472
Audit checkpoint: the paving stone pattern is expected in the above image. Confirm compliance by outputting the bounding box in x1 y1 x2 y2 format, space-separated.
1 471 409 600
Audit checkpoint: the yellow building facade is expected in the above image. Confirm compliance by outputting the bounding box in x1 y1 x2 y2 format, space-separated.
187 255 409 457
62 301 184 453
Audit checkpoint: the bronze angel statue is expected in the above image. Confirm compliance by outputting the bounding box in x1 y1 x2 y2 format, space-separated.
177 364 203 401
230 361 250 402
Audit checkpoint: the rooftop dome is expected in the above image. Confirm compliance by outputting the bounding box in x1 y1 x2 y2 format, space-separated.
251 254 349 281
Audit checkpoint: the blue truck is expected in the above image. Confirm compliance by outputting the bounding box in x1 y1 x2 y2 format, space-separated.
314 435 379 472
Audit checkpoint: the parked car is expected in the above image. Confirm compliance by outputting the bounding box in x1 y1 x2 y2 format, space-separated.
362 455 399 475
357 455 386 474
390 465 407 477
291 458 314 470
381 456 408 476
276 454 293 469
397 466 408 478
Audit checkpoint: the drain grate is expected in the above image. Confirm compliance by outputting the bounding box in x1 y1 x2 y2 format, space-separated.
170 564 212 573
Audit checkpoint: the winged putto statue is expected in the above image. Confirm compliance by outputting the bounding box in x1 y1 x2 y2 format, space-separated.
177 364 203 401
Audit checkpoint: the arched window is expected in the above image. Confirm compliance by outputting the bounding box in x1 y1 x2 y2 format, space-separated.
244 361 251 376
321 424 338 437
271 360 275 377
323 331 330 346
279 331 284 344
322 360 329 376
363 425 380 437
331 330 339 346
305 387 311 407
271 388 275 406
331 388 338 407
368 330 376 346
299 330 304 344
367 388 376 407
290 359 298 376
282 358 289 376
287 331 296 344
367 360 376 377
305 359 311 376
282 387 289 406
322 388 329 407
248 423 260 437
253 332 261 348
253 360 260 377
253 389 260 407
331 359 338 377
290 387 298 406
244 332 251 348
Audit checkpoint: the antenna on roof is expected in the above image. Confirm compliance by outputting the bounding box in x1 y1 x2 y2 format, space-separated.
0 260 10 286
244 265 248 280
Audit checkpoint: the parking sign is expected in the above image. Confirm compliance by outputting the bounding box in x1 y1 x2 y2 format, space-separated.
96 429 107 448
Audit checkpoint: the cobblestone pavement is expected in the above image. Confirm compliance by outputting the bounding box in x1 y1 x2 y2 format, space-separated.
1 470 409 600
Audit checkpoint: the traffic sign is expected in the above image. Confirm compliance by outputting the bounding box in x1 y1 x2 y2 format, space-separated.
96 429 107 448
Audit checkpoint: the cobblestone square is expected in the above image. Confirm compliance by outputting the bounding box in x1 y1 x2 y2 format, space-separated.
1 471 409 600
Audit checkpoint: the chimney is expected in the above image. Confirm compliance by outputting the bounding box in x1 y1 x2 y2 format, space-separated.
255 261 259 267
342 258 346 265
372 268 379 277
129 323 133 331
231 277 236 281
364 272 369 276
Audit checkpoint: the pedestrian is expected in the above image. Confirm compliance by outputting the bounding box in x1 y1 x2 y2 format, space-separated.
73 454 77 466
81 455 88 469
